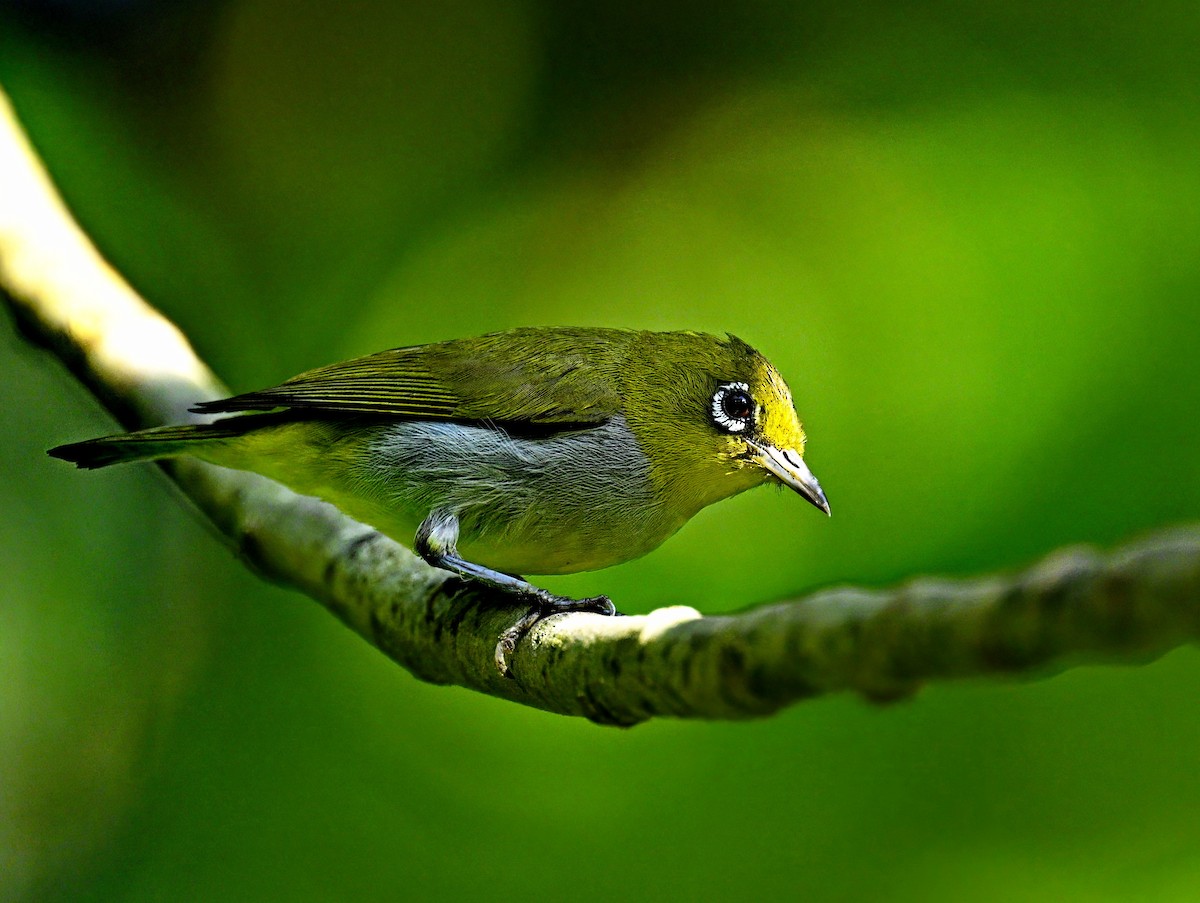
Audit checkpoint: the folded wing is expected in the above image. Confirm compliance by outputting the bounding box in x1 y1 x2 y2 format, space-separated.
191 329 626 427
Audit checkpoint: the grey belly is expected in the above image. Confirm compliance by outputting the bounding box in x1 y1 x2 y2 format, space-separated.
356 415 675 574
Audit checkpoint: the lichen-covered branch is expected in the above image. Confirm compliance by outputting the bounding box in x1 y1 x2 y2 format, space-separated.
3 85 1198 726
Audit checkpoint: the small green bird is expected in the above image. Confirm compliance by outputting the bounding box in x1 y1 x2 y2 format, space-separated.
50 327 829 673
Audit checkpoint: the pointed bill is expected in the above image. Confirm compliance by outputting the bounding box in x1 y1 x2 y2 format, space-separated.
752 443 831 515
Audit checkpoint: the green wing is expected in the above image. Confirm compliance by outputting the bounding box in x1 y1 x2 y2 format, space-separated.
191 329 628 426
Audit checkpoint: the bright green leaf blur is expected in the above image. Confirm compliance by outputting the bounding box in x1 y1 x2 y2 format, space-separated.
2 2 1199 900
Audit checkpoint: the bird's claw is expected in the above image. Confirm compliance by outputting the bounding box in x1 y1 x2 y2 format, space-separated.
567 594 616 617
494 606 542 677
493 593 618 678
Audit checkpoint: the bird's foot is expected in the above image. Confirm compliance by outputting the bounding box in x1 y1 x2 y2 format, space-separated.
495 592 617 678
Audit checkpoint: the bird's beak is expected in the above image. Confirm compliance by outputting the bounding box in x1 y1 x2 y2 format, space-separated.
751 444 831 516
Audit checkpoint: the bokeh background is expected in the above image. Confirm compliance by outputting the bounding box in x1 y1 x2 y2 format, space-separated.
3 1 1200 900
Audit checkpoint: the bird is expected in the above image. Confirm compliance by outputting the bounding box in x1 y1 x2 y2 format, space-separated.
49 326 830 674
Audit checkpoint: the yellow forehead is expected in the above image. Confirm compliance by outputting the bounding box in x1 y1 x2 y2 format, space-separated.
749 362 807 453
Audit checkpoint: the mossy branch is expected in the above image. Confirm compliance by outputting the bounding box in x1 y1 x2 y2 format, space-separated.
3 86 1198 726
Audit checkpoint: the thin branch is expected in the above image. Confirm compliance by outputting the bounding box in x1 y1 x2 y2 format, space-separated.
3 86 1198 727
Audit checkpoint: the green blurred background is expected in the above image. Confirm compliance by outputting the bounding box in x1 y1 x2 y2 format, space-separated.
3 1 1199 899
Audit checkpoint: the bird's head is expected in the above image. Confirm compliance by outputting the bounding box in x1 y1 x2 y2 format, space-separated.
625 332 829 518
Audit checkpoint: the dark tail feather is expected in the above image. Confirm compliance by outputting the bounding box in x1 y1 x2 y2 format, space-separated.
49 422 246 469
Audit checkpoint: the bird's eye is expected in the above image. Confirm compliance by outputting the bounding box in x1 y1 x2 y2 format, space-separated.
711 382 754 433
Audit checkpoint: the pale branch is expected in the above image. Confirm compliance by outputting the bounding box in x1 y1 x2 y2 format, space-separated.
3 87 1198 727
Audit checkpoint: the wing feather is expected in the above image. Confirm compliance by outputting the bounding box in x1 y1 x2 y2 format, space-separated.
191 330 629 426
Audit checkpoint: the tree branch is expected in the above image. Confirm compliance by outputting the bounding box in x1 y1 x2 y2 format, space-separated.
3 85 1198 726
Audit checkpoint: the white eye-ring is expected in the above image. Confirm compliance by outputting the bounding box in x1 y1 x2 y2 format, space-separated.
711 382 754 434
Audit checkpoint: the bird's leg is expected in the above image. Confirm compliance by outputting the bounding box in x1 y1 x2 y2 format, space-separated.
414 510 616 677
